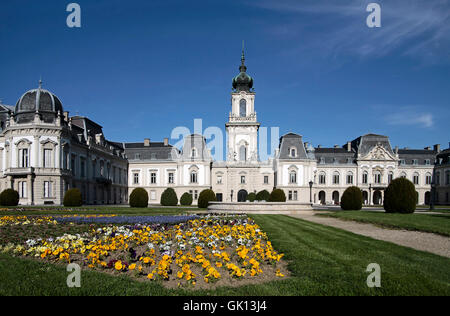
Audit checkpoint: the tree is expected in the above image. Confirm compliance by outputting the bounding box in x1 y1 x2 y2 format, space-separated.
247 192 256 202
256 190 270 201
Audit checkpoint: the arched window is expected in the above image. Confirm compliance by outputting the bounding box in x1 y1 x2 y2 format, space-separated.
425 173 432 185
346 172 353 184
239 99 246 117
413 172 419 185
239 145 247 161
362 171 368 184
374 171 381 184
191 148 197 158
400 172 407 179
333 171 340 185
388 171 394 183
319 172 326 185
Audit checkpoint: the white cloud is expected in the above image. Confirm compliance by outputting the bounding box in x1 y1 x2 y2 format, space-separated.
251 0 450 64
385 108 434 128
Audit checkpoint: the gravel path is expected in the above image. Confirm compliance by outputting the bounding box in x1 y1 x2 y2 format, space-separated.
289 212 450 258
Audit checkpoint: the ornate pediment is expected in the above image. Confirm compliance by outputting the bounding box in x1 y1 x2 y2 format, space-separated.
361 143 396 161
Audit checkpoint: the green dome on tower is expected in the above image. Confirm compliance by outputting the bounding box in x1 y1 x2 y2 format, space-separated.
232 46 254 92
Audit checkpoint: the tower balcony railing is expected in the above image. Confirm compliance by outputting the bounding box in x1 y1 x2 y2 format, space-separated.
228 113 257 122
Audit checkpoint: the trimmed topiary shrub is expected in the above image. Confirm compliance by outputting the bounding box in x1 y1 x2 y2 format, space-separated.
180 192 193 206
268 189 286 202
198 189 216 208
340 186 363 210
0 189 19 207
256 190 270 201
129 188 149 208
160 188 178 206
63 188 82 207
384 177 416 214
247 192 256 202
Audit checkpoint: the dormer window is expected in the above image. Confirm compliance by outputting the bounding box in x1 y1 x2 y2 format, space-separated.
413 159 418 165
425 159 431 165
400 159 406 165
191 148 198 158
290 147 297 158
319 157 325 164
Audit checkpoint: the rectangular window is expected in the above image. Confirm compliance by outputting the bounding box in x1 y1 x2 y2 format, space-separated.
194 190 198 200
44 181 52 198
374 174 381 184
133 173 139 185
150 172 157 184
388 173 394 183
319 174 326 184
19 149 29 168
43 149 52 168
80 160 85 178
288 191 293 201
168 172 174 184
413 175 419 185
150 191 156 200
413 159 418 165
333 175 339 185
217 175 222 184
294 191 298 201
425 159 431 165
264 176 269 184
426 175 431 185
190 172 198 184
216 193 223 202
241 176 245 184
19 181 27 198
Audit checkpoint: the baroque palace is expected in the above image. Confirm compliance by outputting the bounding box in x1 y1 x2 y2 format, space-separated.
0 53 449 206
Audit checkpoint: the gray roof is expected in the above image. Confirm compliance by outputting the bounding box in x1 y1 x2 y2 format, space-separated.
180 134 211 161
124 142 178 161
398 149 437 165
351 134 394 156
278 133 309 160
315 147 356 165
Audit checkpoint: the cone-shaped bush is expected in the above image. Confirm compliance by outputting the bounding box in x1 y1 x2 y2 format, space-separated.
198 189 216 208
268 189 286 202
160 188 178 206
256 190 270 201
0 189 19 206
180 192 193 206
63 188 82 207
340 186 363 210
129 188 148 208
384 177 416 214
247 192 256 202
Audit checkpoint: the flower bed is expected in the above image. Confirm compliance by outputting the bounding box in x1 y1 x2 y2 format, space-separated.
0 214 288 289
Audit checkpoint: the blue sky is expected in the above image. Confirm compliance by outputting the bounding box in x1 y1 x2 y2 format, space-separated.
0 0 449 154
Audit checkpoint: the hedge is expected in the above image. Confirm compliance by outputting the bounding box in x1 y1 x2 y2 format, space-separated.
256 190 270 201
247 192 256 202
129 188 149 208
340 186 363 210
268 189 286 202
160 188 178 206
384 177 416 214
180 192 193 206
63 188 82 207
0 189 19 207
198 189 216 208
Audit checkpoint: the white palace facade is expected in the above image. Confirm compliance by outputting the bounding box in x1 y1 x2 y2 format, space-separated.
0 53 449 206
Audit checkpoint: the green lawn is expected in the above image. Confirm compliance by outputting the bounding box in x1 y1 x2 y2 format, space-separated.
0 215 448 295
0 205 203 216
316 211 450 237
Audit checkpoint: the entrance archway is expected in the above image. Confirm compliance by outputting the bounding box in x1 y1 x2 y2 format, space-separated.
362 191 368 205
373 190 382 205
332 191 340 205
424 191 430 205
237 189 248 202
318 191 326 205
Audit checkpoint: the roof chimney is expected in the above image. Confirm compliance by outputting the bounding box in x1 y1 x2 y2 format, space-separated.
347 142 351 152
164 138 169 146
434 144 441 153
144 138 150 147
334 144 339 148
317 145 322 148
424 146 431 150
394 146 399 154
63 111 69 122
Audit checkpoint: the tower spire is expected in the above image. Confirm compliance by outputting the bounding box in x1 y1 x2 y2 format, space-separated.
38 76 43 89
241 40 245 64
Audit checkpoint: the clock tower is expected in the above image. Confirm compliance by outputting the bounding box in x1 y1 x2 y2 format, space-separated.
226 49 260 163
